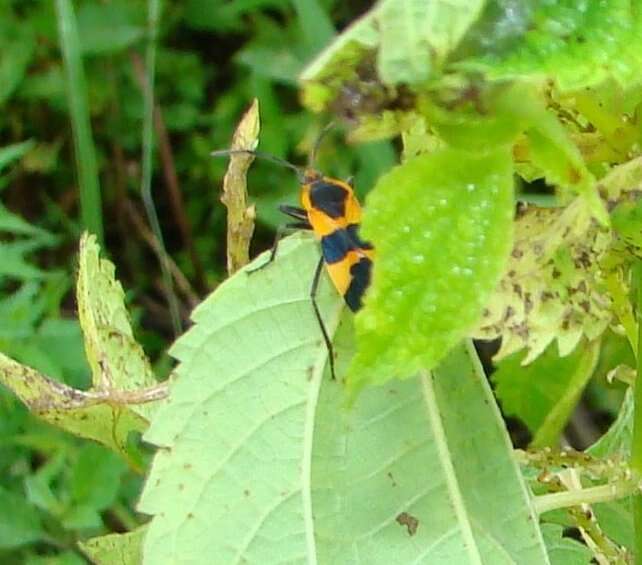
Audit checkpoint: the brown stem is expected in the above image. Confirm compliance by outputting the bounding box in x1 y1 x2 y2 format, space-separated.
130 52 207 292
124 199 199 308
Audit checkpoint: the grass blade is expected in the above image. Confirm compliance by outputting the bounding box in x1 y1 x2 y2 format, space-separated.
55 0 103 243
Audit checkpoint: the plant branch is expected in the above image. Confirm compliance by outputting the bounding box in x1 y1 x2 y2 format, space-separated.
534 480 638 515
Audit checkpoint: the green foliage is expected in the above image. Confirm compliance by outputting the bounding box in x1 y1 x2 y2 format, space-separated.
3 0 642 562
493 340 600 447
541 524 592 565
79 526 146 565
349 147 514 390
458 1 642 91
139 243 547 561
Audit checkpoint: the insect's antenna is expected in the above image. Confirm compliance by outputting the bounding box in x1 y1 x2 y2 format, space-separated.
211 148 305 182
309 122 336 169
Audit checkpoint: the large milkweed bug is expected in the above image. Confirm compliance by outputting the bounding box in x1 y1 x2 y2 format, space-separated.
212 135 374 380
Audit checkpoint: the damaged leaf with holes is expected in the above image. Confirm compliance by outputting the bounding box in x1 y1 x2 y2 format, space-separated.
474 156 642 363
0 234 164 455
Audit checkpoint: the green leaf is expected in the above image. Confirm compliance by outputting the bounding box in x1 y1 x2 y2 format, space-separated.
0 241 46 280
76 233 158 421
139 237 548 563
0 20 35 104
0 235 164 455
0 140 35 175
517 94 604 220
80 526 146 565
588 389 633 459
291 0 334 54
0 202 50 237
77 2 144 55
348 148 514 390
493 340 600 447
138 234 343 561
473 198 613 362
592 497 634 551
611 197 642 257
457 1 642 91
301 0 485 98
0 352 148 455
0 486 44 549
374 0 485 85
541 523 592 565
69 444 126 512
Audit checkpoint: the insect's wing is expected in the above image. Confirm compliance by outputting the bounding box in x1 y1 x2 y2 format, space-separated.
321 225 374 312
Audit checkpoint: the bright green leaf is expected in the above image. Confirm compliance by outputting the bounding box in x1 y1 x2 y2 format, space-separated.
493 340 600 447
611 198 642 257
375 0 485 85
457 1 642 91
349 148 514 390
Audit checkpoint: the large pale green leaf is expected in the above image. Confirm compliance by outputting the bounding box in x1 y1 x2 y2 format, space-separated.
348 148 514 390
493 340 600 447
139 235 548 563
138 234 344 562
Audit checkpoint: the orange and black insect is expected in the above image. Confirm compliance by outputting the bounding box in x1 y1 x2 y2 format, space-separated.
212 143 374 379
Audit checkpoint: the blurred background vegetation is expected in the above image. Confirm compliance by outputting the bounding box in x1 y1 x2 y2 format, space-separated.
0 0 629 562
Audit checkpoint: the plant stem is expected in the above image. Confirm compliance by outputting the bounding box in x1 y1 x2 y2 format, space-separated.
534 481 638 515
632 261 642 563
139 0 182 336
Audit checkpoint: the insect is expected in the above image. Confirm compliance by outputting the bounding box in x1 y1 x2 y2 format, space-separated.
212 143 374 379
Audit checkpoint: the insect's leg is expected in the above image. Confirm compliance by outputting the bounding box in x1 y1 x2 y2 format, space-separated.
310 255 336 380
247 222 309 274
